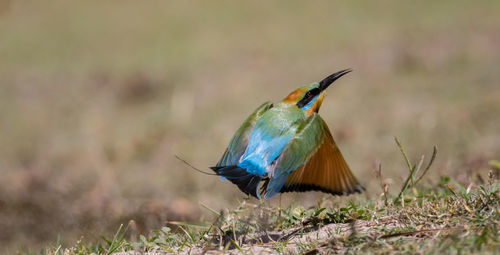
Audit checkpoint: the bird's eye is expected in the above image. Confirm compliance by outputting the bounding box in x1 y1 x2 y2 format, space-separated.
305 91 312 98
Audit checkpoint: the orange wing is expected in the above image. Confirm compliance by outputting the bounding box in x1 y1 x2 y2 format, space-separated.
280 120 364 195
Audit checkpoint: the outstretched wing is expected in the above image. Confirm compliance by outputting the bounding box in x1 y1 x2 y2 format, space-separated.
216 102 273 167
263 114 363 198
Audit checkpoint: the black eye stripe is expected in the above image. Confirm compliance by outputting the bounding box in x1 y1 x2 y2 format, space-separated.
296 88 321 108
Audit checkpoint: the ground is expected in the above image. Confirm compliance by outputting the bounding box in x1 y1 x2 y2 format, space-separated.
48 150 500 254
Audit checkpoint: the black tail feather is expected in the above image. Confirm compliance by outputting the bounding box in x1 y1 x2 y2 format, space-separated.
210 165 261 198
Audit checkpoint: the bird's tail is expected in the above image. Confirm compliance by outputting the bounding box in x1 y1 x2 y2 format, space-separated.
210 166 262 199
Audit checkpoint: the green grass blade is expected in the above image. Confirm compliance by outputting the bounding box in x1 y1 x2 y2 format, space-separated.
411 155 425 186
168 221 210 229
200 202 221 216
230 239 243 253
177 226 195 244
394 137 413 173
106 223 130 254
414 145 438 184
395 137 415 185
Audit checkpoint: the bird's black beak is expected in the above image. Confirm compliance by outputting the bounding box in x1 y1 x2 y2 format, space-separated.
319 69 352 92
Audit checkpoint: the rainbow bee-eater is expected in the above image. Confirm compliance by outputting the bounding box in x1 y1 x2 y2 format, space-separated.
211 69 363 199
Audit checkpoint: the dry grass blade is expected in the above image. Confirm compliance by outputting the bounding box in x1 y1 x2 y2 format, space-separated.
380 227 463 239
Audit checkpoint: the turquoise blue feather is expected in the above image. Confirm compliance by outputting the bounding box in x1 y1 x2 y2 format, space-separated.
216 102 273 167
237 102 305 176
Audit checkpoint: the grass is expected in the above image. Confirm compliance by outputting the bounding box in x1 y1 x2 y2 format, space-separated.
39 143 499 254
42 175 499 254
393 137 437 204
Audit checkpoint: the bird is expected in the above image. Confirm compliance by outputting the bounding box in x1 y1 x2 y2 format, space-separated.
211 69 364 199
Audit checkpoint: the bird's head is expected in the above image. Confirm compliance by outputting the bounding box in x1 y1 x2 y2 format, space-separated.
283 69 352 116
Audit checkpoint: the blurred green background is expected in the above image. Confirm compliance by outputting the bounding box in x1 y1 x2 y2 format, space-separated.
1 0 499 252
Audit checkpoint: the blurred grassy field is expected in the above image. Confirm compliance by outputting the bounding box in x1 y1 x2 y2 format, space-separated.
1 0 499 252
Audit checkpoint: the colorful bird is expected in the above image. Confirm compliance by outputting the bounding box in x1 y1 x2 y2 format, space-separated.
211 69 364 199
